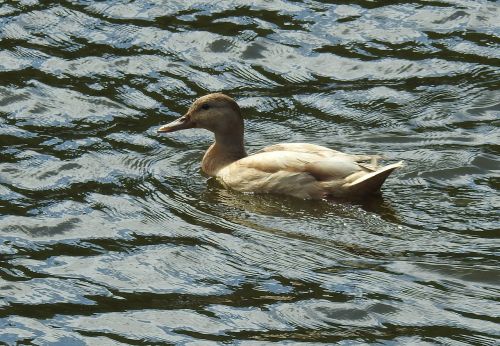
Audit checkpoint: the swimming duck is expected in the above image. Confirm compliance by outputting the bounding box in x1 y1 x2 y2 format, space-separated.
158 93 402 199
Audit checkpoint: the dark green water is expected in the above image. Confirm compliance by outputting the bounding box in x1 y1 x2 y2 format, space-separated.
1 0 499 344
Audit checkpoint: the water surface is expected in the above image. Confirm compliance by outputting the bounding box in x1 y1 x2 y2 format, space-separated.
0 0 499 344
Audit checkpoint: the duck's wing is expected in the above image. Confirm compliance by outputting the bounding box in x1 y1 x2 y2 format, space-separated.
217 150 368 199
255 143 340 156
256 142 379 168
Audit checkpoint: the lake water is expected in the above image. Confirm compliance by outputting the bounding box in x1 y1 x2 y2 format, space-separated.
0 0 499 344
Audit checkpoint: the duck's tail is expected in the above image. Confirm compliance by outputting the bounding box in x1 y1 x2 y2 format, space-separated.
345 161 404 195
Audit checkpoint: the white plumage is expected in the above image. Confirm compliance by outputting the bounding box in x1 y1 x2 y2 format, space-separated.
158 93 403 199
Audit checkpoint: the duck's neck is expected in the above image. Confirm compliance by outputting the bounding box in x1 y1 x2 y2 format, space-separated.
202 132 247 176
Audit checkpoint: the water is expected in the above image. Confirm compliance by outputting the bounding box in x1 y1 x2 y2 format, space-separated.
0 0 499 344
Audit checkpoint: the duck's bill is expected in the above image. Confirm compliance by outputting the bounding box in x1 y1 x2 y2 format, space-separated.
157 114 195 133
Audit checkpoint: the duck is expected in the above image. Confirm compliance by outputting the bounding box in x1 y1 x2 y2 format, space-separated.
158 93 403 199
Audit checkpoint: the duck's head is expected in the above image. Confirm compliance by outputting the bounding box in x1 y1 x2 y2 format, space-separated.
158 93 243 135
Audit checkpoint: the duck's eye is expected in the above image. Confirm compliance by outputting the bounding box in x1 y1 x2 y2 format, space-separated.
201 103 210 110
